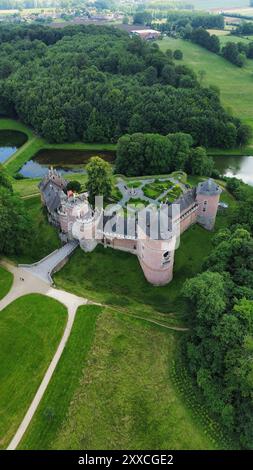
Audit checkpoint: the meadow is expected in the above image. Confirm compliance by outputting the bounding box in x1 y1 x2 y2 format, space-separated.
0 294 67 449
159 37 253 137
19 306 229 450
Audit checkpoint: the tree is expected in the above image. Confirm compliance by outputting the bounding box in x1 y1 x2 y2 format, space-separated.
133 11 152 26
0 165 13 192
0 24 246 148
222 42 246 67
187 146 214 176
167 132 193 170
66 181 82 193
0 188 31 256
173 49 183 60
86 156 112 206
184 215 253 448
190 28 220 54
184 271 227 326
115 133 173 176
237 124 252 146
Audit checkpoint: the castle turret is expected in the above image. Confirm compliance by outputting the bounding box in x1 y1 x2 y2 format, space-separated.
196 179 222 231
137 225 176 286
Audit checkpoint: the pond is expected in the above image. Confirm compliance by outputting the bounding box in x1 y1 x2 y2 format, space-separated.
214 155 253 186
19 148 116 178
0 130 27 164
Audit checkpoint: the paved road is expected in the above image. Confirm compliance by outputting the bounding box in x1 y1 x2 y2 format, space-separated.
20 240 78 285
7 286 88 451
0 260 89 450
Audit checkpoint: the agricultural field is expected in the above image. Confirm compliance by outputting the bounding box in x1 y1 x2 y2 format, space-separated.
0 294 67 449
19 306 229 450
158 37 253 137
0 266 13 300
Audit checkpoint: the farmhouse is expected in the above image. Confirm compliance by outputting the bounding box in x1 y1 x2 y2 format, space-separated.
130 29 161 40
39 170 221 286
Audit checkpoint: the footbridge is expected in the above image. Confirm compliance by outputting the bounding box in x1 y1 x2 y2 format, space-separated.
19 240 79 285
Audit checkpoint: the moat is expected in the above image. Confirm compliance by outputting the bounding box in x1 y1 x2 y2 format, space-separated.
0 130 27 164
19 149 116 178
214 155 253 186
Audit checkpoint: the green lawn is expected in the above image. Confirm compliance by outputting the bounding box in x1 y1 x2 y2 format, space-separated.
0 294 67 449
10 196 61 264
159 37 253 139
54 188 235 323
20 306 228 450
0 266 13 300
12 173 88 198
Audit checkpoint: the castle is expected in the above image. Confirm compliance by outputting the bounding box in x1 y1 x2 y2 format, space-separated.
39 169 222 286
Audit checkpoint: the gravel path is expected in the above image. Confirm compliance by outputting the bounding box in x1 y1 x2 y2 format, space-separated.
0 259 89 450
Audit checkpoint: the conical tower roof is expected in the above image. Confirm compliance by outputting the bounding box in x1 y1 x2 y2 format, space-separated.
197 179 221 196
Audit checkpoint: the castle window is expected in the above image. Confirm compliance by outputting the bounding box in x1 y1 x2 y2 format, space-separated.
163 251 170 260
203 208 206 212
204 201 207 205
163 260 170 266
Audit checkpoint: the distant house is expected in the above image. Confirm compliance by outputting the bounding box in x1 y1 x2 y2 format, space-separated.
130 29 161 40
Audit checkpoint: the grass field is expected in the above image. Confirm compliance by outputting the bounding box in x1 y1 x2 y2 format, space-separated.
0 294 67 449
12 173 88 198
0 266 13 300
20 305 228 450
54 187 235 323
159 37 253 138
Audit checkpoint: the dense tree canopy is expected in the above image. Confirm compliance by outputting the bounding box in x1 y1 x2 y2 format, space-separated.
184 227 253 448
226 177 253 234
190 28 220 54
162 11 225 34
115 133 214 177
0 166 31 255
0 24 247 148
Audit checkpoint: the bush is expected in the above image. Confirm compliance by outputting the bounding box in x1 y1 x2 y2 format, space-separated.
173 49 183 60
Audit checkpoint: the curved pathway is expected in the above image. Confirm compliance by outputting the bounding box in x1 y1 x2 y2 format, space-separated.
0 259 89 450
0 250 186 450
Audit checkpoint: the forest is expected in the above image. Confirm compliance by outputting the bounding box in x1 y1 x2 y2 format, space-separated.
185 178 253 449
0 23 248 148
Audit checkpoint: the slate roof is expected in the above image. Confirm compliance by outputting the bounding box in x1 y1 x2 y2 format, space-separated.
42 181 66 213
197 179 221 196
168 188 197 217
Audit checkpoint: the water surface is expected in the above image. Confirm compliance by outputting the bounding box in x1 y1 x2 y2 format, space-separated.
0 130 27 164
214 155 253 186
19 149 116 178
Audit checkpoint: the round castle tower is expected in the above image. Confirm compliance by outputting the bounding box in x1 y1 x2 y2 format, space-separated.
137 226 177 286
196 179 222 231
